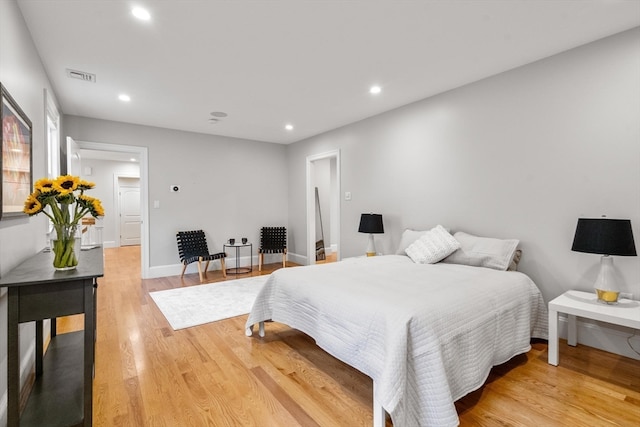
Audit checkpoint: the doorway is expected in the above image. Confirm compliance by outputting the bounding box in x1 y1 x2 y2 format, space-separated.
306 150 340 265
66 138 150 278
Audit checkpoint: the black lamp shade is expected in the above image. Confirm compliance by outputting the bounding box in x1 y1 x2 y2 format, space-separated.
358 213 384 234
571 218 637 256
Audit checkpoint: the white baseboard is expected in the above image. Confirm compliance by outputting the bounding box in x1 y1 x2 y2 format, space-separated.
287 251 307 266
102 240 118 248
322 244 338 255
147 258 230 279
557 315 640 360
148 253 305 279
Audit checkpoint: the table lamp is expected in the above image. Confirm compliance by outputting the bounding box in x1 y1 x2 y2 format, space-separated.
571 217 637 304
358 213 384 256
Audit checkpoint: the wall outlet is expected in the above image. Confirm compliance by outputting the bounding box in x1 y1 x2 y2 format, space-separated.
619 292 633 300
169 185 181 192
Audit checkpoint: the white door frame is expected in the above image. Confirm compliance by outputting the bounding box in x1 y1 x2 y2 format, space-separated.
74 140 150 278
306 150 340 265
114 174 141 247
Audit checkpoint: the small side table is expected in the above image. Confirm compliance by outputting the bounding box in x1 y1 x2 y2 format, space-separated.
548 290 640 366
223 242 253 274
0 247 104 427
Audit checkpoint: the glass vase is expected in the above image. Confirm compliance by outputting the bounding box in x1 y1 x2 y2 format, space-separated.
52 224 80 271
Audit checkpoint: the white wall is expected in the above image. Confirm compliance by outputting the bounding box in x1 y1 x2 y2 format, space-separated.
0 0 62 423
63 116 289 273
0 2 55 270
286 28 640 355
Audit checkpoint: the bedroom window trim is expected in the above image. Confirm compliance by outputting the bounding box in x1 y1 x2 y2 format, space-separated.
45 89 60 234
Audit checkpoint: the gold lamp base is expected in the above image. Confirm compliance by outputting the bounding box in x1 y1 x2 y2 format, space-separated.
365 233 377 257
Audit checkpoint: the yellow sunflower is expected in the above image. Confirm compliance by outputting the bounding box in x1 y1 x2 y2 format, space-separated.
35 177 54 190
35 178 57 195
77 179 96 190
78 195 105 217
23 193 44 215
53 175 80 195
93 199 105 217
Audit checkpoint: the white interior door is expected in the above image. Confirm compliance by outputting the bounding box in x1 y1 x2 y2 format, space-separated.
119 177 141 246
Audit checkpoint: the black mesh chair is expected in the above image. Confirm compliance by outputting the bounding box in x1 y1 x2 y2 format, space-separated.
176 230 227 282
258 227 287 271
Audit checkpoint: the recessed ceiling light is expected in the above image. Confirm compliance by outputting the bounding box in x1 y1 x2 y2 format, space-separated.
285 124 294 131
369 85 382 95
118 94 131 102
132 7 151 21
130 158 137 162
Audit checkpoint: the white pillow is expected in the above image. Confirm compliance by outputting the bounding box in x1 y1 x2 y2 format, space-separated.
405 225 460 264
442 231 519 271
396 227 451 255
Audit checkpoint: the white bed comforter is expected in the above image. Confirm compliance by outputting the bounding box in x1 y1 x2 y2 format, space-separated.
246 255 548 427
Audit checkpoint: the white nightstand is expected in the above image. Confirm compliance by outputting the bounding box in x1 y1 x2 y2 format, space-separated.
548 290 640 365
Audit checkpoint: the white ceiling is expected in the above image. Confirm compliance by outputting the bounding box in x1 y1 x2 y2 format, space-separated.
17 1 640 145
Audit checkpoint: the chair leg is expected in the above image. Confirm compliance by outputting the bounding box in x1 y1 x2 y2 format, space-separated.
258 253 263 271
220 258 227 278
282 252 286 268
197 257 205 283
204 260 211 279
180 263 187 278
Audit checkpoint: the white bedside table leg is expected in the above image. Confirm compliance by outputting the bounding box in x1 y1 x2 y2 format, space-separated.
548 307 559 366
567 314 577 346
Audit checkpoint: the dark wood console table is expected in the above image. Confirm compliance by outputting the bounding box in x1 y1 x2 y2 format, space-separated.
0 246 104 427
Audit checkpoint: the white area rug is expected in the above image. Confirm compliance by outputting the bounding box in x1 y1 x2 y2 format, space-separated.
150 275 268 330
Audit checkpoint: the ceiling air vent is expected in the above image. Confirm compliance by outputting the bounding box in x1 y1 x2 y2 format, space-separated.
66 68 96 83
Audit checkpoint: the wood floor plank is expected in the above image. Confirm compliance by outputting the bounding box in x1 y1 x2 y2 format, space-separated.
251 366 321 427
52 246 640 426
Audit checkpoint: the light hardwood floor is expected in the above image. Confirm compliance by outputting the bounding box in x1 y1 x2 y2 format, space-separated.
57 246 640 426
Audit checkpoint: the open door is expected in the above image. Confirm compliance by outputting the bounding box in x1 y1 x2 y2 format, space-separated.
66 136 82 177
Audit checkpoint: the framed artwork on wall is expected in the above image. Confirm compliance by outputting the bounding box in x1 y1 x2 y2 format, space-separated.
1 83 33 219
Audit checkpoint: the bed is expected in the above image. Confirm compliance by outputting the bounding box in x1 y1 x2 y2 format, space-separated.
245 229 548 427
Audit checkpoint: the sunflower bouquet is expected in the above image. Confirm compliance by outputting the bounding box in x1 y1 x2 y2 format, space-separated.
24 175 105 270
